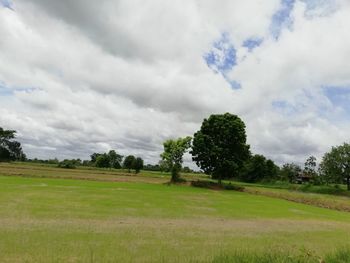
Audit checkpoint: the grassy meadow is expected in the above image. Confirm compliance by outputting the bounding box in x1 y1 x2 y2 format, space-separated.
1 163 350 262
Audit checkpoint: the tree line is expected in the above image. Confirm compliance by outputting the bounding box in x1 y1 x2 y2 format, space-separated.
1 113 350 190
27 152 145 173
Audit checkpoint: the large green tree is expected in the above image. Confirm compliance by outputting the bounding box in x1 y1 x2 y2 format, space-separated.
320 143 350 190
160 136 192 182
0 127 26 162
191 113 250 184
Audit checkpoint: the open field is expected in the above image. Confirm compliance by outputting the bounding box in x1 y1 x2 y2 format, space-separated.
1 164 350 262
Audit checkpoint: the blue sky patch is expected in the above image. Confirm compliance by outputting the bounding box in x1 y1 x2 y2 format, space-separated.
0 81 39 96
323 86 350 113
224 76 241 89
272 100 299 116
0 0 13 10
204 32 241 89
243 37 263 52
204 32 237 74
301 0 338 18
270 0 295 39
0 82 13 96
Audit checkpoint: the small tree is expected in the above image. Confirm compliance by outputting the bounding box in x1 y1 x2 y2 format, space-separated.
160 136 192 182
191 113 250 184
0 127 26 162
304 155 317 175
123 155 136 172
132 157 144 174
320 143 350 190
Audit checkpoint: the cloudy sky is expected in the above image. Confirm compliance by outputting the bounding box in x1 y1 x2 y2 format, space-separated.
1 0 350 167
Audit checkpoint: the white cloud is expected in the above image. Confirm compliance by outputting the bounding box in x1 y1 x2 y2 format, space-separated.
1 0 350 168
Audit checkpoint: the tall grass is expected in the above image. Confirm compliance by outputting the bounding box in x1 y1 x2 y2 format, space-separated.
211 247 350 263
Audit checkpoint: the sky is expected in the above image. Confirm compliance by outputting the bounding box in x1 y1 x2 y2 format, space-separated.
1 0 350 167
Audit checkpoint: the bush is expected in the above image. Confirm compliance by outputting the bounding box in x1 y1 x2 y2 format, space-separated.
191 180 244 191
58 160 76 169
224 183 244 191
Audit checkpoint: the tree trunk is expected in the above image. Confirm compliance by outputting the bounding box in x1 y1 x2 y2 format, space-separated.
171 164 180 183
347 176 350 191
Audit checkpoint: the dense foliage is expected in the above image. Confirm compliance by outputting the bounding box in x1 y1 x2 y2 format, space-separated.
320 143 350 190
123 155 136 172
0 127 26 162
58 159 77 169
240 154 279 183
191 113 250 184
133 157 144 174
92 150 123 169
279 163 302 183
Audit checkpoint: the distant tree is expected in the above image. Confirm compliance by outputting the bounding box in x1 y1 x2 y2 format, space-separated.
132 157 144 174
161 136 192 182
191 113 250 184
182 166 192 173
123 155 136 172
304 156 317 176
304 155 320 184
48 158 59 165
279 163 302 183
90 153 102 163
143 164 161 171
58 159 76 169
0 127 26 162
107 150 123 169
95 154 110 168
240 155 279 183
82 160 91 166
158 160 170 173
320 143 350 190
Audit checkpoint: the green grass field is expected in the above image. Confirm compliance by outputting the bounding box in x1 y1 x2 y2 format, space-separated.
1 163 350 262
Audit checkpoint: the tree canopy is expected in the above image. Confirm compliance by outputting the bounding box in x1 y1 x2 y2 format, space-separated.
240 154 279 183
123 155 136 172
191 113 250 184
320 143 350 190
0 127 26 162
92 150 123 169
279 163 301 183
133 157 144 174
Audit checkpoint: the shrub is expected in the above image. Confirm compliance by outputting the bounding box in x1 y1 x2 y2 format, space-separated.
224 183 244 191
191 180 244 191
58 160 76 169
